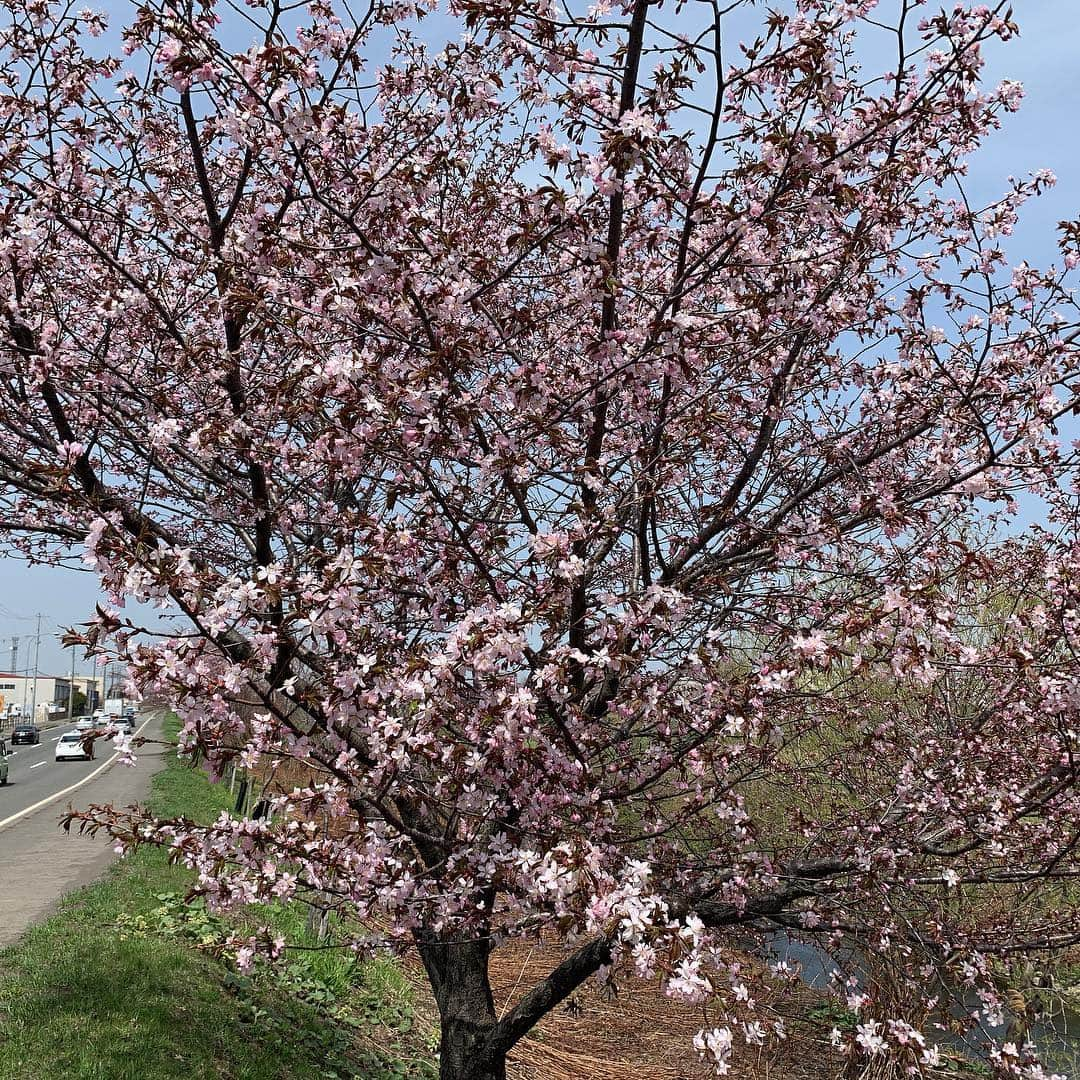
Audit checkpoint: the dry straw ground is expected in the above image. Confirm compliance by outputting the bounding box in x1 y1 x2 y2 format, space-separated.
399 935 835 1080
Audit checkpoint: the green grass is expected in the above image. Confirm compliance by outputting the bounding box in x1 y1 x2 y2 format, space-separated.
0 717 436 1080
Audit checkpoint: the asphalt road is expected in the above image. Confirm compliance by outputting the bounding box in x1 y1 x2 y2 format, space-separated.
0 711 168 946
0 727 111 823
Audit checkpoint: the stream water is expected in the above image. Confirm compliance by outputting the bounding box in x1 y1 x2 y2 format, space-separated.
764 932 1080 1076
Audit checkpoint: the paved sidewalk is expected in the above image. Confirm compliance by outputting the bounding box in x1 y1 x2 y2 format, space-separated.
0 713 169 948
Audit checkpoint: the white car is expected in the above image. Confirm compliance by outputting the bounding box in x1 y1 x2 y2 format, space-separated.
74 715 95 732
55 731 94 761
99 715 134 736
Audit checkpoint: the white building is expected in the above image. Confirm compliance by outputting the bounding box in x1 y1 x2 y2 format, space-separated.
0 673 106 723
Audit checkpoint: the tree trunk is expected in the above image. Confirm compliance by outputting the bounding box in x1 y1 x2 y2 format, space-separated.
416 934 506 1080
415 928 613 1079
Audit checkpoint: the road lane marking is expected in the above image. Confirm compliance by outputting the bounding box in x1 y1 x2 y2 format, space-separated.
0 715 155 833
29 762 45 770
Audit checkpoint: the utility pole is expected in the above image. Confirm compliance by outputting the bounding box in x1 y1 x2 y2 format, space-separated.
19 644 27 717
29 614 41 724
69 646 76 720
9 635 17 673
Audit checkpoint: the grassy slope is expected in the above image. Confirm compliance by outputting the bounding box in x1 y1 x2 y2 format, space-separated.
0 719 435 1080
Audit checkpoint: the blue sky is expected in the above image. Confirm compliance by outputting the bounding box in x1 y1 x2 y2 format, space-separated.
2 1 1077 674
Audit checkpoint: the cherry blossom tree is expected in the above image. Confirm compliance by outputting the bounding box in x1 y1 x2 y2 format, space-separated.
2 0 1080 1076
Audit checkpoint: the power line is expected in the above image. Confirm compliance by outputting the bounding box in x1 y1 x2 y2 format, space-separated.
0 602 38 622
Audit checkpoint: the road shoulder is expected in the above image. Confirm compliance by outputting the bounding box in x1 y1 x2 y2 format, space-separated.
0 712 169 948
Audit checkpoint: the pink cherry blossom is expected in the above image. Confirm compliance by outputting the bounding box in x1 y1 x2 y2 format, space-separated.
1 1 1079 1077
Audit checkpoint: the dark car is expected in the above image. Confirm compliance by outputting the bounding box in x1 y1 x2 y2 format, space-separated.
10 723 40 745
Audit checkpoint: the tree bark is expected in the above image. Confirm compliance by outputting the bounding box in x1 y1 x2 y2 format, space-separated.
416 934 506 1080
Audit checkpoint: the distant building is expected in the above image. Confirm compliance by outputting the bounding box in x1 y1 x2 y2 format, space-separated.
0 673 106 724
